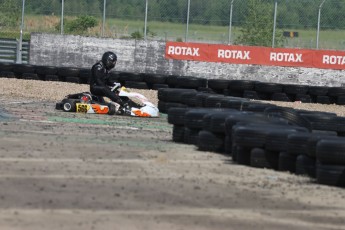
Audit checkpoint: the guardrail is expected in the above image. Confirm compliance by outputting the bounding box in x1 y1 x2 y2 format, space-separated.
0 39 29 64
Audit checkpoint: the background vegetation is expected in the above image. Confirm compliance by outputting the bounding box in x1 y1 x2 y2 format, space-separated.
0 0 344 49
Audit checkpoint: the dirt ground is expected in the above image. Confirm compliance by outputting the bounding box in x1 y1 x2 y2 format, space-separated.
0 78 345 230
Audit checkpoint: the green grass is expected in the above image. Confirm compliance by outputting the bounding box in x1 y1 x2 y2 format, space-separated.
1 15 345 50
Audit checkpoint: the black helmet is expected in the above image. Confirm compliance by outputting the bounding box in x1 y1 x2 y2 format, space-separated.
102 51 117 70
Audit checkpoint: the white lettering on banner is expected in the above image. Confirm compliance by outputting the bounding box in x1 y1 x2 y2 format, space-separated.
270 52 303 63
168 46 200 56
323 55 345 65
218 49 251 60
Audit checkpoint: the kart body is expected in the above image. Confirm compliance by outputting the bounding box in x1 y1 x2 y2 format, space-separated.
56 87 159 118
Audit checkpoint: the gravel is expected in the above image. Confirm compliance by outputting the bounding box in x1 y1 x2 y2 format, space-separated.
1 78 345 117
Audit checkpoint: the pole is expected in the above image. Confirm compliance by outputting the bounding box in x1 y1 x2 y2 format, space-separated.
17 0 25 64
272 0 278 48
61 0 64 34
144 0 148 40
102 0 106 36
317 0 327 49
228 0 234 44
185 0 191 42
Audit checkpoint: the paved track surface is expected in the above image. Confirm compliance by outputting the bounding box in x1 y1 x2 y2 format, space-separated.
0 96 345 230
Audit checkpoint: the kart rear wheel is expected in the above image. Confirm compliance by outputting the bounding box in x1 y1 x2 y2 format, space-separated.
108 103 116 115
62 99 77 112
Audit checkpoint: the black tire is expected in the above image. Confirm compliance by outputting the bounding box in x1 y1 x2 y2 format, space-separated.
243 90 260 100
158 88 196 103
271 92 291 102
236 146 252 166
180 91 198 107
255 82 283 94
152 84 169 90
55 102 63 110
21 73 39 80
283 84 309 95
250 148 280 169
228 80 256 91
204 95 225 108
307 135 338 158
184 127 200 145
316 96 331 104
79 68 92 84
124 81 148 89
144 74 167 85
0 62 15 72
265 128 308 153
203 110 239 134
172 125 185 143
296 154 316 178
224 135 232 156
166 75 179 88
163 102 187 114
264 106 312 131
316 139 345 164
35 66 58 75
195 92 212 107
208 79 231 91
198 130 225 153
57 67 80 78
175 76 207 89
65 76 81 84
108 103 116 115
0 71 15 78
13 64 36 74
185 108 226 129
167 107 189 125
295 94 312 103
316 164 345 187
336 95 345 105
119 72 144 83
278 152 297 173
158 101 167 113
62 99 77 112
286 132 313 156
233 124 279 149
328 86 345 97
45 74 60 81
308 86 329 96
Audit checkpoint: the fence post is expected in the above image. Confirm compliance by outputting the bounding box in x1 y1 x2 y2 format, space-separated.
272 0 278 48
185 0 191 42
61 0 64 35
317 0 327 49
228 0 235 44
17 0 25 64
102 0 106 37
144 0 148 40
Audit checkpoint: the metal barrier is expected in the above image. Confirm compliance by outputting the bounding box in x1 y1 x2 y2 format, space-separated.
0 39 29 64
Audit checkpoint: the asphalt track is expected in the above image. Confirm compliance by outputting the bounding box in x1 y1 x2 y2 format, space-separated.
0 96 345 230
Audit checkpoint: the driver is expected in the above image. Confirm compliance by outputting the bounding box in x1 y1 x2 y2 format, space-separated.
90 51 124 109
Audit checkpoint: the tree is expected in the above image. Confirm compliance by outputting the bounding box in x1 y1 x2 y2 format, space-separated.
0 0 20 28
235 0 283 47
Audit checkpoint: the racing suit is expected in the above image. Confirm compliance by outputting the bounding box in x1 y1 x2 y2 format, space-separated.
90 61 124 106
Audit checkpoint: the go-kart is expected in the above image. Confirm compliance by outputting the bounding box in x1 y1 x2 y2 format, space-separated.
55 84 159 117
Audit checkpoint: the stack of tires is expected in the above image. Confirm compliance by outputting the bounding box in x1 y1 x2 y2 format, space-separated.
163 87 345 188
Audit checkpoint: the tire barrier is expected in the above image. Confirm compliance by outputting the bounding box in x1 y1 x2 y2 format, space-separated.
164 88 345 188
4 62 345 105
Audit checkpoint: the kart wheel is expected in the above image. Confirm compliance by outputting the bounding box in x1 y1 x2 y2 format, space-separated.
108 103 116 115
62 99 77 112
55 102 63 110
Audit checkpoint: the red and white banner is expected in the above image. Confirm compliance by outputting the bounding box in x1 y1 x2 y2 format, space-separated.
165 41 345 70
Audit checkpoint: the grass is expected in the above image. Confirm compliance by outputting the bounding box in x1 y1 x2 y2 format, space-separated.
2 15 345 50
